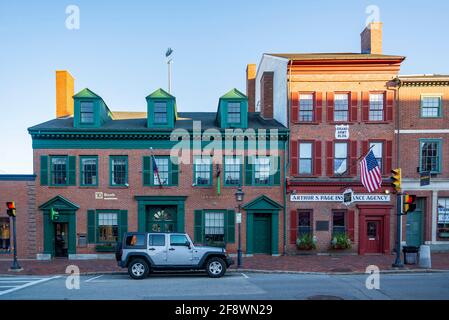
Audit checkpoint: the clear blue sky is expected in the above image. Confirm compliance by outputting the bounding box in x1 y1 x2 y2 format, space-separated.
1 0 448 173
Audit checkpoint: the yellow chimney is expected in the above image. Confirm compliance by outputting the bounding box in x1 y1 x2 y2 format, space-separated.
56 70 74 118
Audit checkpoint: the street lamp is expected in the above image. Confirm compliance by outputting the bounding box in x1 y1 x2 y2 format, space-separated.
235 186 244 268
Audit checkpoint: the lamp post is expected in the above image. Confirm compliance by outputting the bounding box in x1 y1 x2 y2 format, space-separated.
235 186 245 268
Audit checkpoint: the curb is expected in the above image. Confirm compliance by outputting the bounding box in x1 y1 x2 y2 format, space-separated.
0 268 448 277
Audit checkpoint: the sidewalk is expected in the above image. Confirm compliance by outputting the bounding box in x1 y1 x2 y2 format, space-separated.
0 253 448 276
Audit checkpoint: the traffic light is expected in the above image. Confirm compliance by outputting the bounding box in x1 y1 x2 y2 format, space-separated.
403 193 417 214
6 202 16 217
391 168 401 192
50 207 59 221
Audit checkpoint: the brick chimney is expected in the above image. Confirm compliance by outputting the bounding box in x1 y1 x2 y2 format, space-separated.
260 71 274 119
361 22 383 54
246 64 256 112
56 70 74 118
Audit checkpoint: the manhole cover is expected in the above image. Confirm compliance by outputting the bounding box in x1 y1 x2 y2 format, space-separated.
307 295 344 300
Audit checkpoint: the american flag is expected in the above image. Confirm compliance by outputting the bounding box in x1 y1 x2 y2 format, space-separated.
152 154 163 187
360 150 382 192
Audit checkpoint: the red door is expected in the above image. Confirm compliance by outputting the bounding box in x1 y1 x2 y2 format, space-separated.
366 220 382 254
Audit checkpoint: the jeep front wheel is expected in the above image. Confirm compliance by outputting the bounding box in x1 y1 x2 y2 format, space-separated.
128 258 149 280
206 257 226 278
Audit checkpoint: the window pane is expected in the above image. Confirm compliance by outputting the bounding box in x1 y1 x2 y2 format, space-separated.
370 142 383 171
254 157 270 184
227 102 241 124
51 157 67 185
80 102 94 124
421 97 440 117
369 94 384 121
225 157 241 185
204 212 225 243
298 211 312 236
98 213 118 242
149 234 166 246
421 141 440 172
334 143 347 158
299 94 314 122
81 158 97 185
334 143 347 174
125 234 146 246
334 93 349 122
170 235 188 246
153 158 169 185
195 158 211 185
299 143 312 158
111 157 127 185
154 102 167 124
299 143 312 174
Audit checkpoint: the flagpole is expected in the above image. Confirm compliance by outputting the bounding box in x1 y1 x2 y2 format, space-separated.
150 147 163 188
340 144 376 176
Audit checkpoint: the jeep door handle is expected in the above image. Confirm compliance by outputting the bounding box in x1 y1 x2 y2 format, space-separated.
169 248 175 251
148 248 156 251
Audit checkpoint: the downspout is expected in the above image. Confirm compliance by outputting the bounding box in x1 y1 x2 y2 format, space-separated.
283 59 293 256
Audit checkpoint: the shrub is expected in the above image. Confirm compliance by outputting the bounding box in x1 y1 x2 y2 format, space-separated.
330 233 352 250
296 234 316 250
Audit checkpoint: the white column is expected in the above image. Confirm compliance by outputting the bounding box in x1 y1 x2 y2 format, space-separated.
432 191 438 243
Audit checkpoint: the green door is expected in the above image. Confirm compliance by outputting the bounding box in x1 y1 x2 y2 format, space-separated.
406 198 424 247
253 213 271 254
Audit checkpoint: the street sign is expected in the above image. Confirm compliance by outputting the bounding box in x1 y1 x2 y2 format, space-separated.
342 189 354 206
420 171 430 186
236 213 242 224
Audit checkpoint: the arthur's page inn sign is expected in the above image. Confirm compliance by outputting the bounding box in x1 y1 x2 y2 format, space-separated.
290 193 390 203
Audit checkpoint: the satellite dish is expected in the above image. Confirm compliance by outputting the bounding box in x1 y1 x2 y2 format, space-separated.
165 48 173 58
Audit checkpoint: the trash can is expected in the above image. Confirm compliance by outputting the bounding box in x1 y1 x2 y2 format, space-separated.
402 246 419 265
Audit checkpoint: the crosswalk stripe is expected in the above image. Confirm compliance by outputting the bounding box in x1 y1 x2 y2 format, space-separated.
0 276 61 297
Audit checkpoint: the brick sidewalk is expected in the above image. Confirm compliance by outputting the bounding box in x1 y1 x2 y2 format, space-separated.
0 253 448 276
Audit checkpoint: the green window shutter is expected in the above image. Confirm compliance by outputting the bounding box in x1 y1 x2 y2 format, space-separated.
119 210 128 240
171 157 179 186
68 156 76 185
143 156 152 186
245 156 253 186
40 155 48 186
273 156 281 185
87 210 96 243
194 209 203 242
226 210 235 243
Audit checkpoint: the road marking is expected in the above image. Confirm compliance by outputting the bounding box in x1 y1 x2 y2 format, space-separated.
85 275 103 283
241 273 249 279
0 286 16 288
0 276 61 297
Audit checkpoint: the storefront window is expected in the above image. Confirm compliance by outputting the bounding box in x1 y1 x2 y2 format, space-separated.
332 211 346 235
298 211 312 236
0 218 11 253
437 198 449 240
98 213 118 242
204 212 225 244
148 207 177 233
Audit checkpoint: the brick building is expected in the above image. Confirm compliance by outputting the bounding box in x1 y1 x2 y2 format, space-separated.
0 175 36 259
396 75 449 251
249 22 405 255
27 71 288 259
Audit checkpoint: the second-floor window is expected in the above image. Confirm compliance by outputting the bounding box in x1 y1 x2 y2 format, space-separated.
194 157 212 186
334 142 348 175
80 102 94 124
299 94 314 122
420 140 441 173
421 96 442 118
334 93 349 122
51 156 67 185
370 142 383 172
369 93 384 121
227 102 241 124
254 157 271 185
224 157 241 185
299 142 313 174
153 157 169 185
110 156 128 186
154 102 168 124
80 157 98 186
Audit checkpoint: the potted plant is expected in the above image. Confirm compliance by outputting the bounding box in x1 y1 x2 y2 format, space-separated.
296 234 317 250
330 233 352 250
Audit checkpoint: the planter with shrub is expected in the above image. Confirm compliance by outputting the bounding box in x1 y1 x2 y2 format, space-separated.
296 234 317 250
330 233 352 250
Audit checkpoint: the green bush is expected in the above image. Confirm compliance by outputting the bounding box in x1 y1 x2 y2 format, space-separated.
331 233 352 249
296 234 316 250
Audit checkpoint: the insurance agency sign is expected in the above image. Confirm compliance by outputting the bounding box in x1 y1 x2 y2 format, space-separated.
290 193 391 202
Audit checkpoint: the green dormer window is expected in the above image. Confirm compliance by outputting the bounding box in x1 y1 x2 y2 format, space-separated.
154 102 168 124
217 89 248 129
146 89 177 129
80 102 94 123
227 102 241 124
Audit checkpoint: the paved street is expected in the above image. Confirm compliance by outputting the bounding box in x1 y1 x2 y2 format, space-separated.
0 272 448 300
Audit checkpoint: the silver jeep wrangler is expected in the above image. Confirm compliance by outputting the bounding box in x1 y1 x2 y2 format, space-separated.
116 232 234 279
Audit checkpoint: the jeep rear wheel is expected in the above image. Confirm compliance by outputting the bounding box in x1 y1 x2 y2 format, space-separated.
206 257 226 278
128 258 149 280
